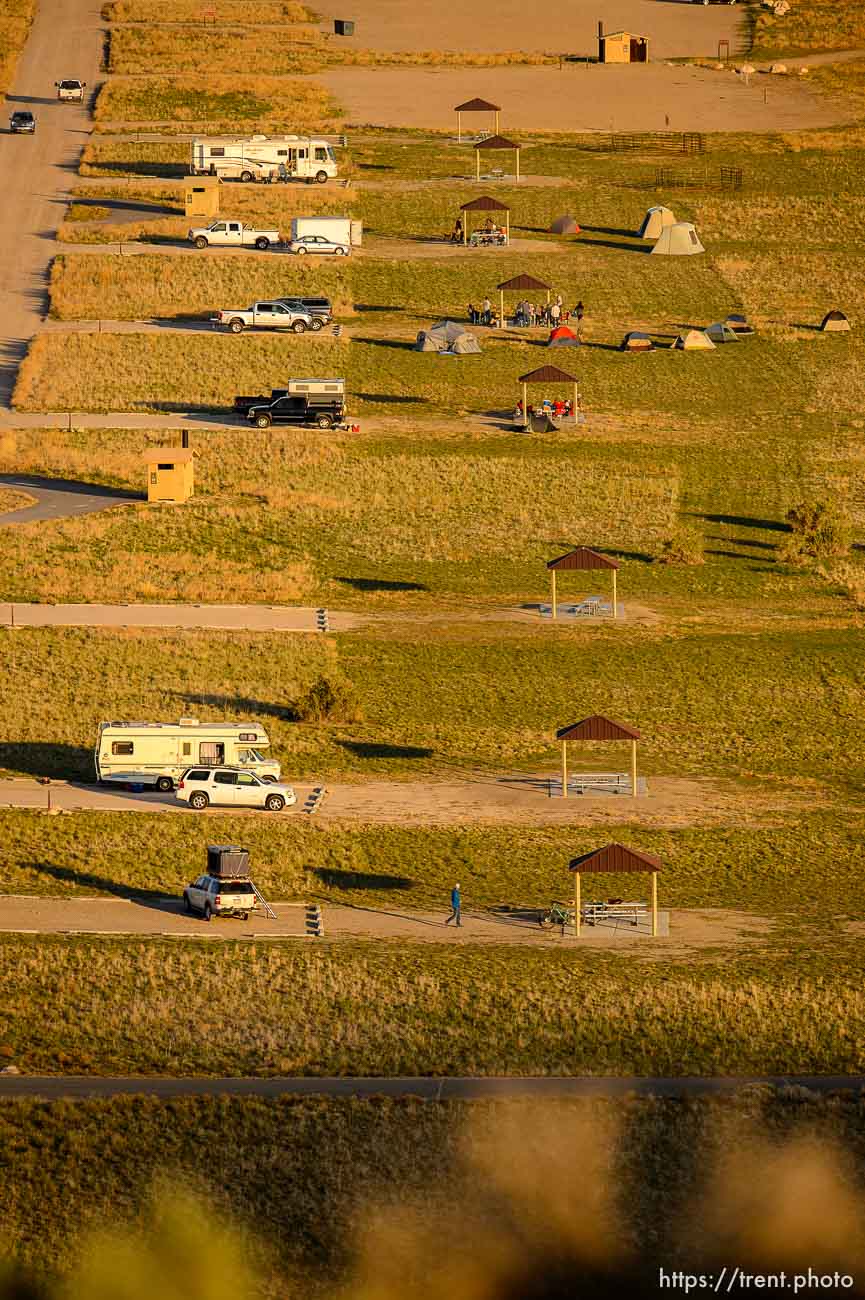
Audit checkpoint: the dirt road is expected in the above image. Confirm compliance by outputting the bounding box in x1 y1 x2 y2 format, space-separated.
0 773 816 830
0 0 102 403
0 896 778 955
1 1074 859 1100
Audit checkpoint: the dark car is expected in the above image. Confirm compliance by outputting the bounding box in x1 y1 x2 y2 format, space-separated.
277 297 333 323
9 110 35 134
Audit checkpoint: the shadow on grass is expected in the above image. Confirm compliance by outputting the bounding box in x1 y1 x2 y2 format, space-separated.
354 337 416 351
354 392 428 405
0 743 91 780
579 224 637 238
584 545 654 564
693 512 788 533
354 303 405 313
83 159 188 179
26 860 170 901
336 740 435 761
577 237 651 254
335 576 428 592
172 692 295 721
313 867 413 891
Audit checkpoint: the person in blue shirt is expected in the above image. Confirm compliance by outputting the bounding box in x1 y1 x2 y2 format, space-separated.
445 882 462 928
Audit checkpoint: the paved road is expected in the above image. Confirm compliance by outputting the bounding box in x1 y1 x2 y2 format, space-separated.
0 601 360 630
0 1074 862 1101
0 0 102 403
0 473 140 524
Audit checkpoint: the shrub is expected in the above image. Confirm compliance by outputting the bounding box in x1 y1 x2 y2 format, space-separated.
292 672 362 723
654 526 705 566
778 499 851 566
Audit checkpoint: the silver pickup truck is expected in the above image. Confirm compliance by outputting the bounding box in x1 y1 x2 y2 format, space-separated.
188 220 280 250
213 301 322 334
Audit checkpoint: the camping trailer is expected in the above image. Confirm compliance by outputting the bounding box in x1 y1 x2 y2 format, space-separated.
95 719 281 789
190 135 339 183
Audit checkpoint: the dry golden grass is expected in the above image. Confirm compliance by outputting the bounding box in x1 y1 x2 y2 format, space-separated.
809 57 865 115
0 0 34 96
94 75 341 132
0 485 34 513
103 0 313 18
753 1 865 56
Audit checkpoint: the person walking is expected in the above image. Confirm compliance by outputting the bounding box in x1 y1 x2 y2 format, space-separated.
481 296 492 326
550 301 561 327
445 882 462 927
574 300 585 339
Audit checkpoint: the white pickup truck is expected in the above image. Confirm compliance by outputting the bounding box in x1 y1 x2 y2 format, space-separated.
187 220 280 251
213 300 323 334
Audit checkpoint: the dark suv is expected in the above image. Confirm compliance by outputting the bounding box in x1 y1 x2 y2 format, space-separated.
9 111 35 134
278 296 333 323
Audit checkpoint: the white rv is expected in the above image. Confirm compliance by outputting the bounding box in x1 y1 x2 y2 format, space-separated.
94 719 281 790
190 135 338 184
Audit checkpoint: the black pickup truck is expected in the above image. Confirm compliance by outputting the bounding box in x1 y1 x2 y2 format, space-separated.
235 388 347 430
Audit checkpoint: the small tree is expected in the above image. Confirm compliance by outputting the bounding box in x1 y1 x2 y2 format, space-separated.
778 499 851 566
293 673 363 724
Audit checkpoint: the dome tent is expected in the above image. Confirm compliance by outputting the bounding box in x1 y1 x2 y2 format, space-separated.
821 309 850 333
671 329 715 351
549 214 580 235
638 205 675 240
725 313 755 336
651 222 704 256
705 321 741 344
415 320 482 354
547 325 581 348
621 331 654 352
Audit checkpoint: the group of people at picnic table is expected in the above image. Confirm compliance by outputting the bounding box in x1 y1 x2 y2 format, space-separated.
450 216 506 245
513 396 573 421
466 296 585 331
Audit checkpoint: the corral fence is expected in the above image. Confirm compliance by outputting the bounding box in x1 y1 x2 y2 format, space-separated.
654 164 744 191
606 131 706 155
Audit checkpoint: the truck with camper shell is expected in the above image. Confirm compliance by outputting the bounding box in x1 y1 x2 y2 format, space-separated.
235 378 347 430
190 134 339 184
95 718 280 790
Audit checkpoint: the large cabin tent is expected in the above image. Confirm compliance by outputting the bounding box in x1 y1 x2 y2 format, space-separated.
415 320 481 354
638 205 675 240
651 222 705 256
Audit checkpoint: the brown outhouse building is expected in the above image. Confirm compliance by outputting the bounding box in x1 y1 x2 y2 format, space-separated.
598 23 649 63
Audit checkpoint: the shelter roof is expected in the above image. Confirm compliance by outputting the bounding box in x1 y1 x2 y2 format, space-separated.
498 273 549 291
142 447 194 463
557 715 640 742
475 134 520 151
455 97 501 112
603 29 649 39
518 364 576 384
568 843 662 874
547 547 619 572
460 196 510 212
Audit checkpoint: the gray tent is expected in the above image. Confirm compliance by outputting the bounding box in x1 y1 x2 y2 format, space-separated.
549 214 580 235
705 321 741 344
414 320 482 354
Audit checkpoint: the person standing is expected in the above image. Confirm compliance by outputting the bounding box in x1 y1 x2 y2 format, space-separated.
481 296 492 326
550 301 561 327
574 300 585 339
445 882 462 927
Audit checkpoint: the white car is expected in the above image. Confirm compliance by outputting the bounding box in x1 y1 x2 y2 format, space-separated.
56 79 86 101
175 766 297 811
288 234 349 257
182 873 258 921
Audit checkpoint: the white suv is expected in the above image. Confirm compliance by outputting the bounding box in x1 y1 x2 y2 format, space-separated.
183 874 258 921
176 766 297 812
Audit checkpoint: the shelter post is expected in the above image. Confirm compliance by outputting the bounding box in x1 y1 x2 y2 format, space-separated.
611 568 617 620
495 109 500 133
521 380 528 430
515 148 520 182
630 740 638 798
573 382 578 425
499 289 504 327
476 151 480 182
651 871 658 937
505 211 510 244
561 739 568 799
463 221 467 246
574 871 581 937
457 110 462 143
551 568 557 620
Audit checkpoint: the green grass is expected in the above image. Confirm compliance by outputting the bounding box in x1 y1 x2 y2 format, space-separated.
1 808 864 914
3 933 865 1076
0 624 864 783
94 75 341 131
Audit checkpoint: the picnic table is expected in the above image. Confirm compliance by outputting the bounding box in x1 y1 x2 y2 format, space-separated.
582 900 648 926
469 230 507 247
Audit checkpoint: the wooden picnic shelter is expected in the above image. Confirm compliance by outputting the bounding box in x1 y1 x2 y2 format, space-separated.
460 196 510 245
547 547 620 620
455 96 501 143
556 714 641 800
568 843 662 938
518 364 579 428
474 133 521 182
497 273 549 326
